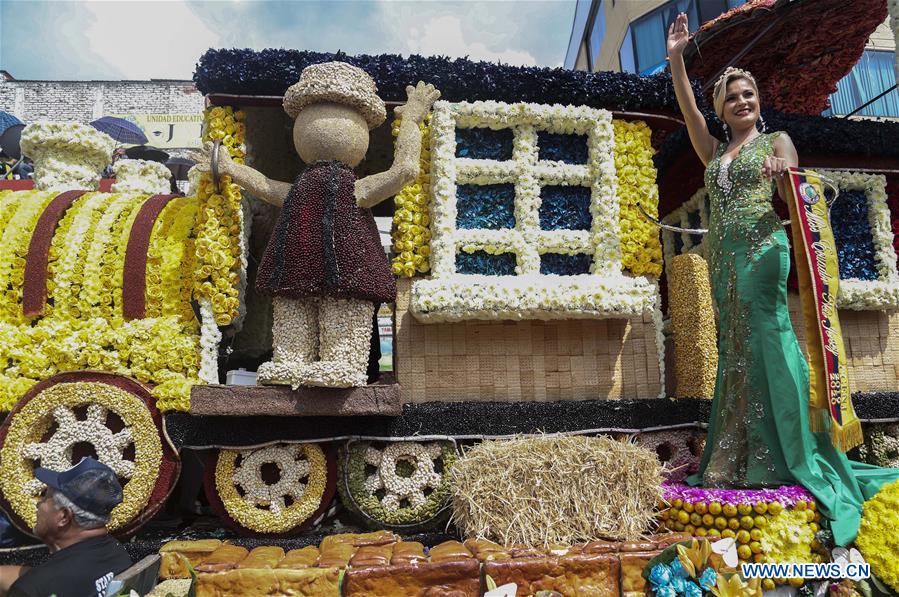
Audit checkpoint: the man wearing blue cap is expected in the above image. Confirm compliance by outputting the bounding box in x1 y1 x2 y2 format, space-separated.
0 458 132 597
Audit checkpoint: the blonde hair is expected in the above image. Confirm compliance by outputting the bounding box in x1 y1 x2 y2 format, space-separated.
712 67 759 119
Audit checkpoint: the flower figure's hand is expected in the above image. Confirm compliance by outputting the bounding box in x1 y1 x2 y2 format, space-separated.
189 141 233 176
667 12 690 58
395 82 441 123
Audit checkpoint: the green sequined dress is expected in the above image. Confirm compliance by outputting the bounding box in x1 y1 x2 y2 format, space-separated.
686 132 899 545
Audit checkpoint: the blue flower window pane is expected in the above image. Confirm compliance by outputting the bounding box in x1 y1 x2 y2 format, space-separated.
455 127 514 161
830 189 878 280
686 210 702 246
456 184 516 230
456 250 517 275
537 132 589 164
540 253 592 275
539 185 592 230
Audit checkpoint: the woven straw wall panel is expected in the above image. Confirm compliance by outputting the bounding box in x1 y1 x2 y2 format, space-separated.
787 296 899 392
394 279 663 403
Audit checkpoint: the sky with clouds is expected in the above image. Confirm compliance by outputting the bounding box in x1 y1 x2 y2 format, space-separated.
0 0 576 81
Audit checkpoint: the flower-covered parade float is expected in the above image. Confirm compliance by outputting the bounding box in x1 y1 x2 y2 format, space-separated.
0 0 898 593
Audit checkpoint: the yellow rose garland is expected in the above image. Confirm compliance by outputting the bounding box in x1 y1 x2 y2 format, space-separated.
0 192 57 324
44 192 96 320
857 479 899 592
58 193 119 320
391 116 432 277
613 120 663 277
194 106 246 325
214 444 329 533
0 381 162 532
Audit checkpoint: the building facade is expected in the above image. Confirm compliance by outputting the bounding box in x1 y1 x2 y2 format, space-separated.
0 72 204 150
565 0 899 118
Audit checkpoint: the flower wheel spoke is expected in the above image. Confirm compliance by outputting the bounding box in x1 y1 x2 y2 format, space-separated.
212 443 334 535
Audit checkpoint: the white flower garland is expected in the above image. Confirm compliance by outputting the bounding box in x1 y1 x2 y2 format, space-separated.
660 188 709 280
824 170 899 310
412 100 658 321
198 298 221 384
20 122 115 192
110 159 172 195
362 442 443 512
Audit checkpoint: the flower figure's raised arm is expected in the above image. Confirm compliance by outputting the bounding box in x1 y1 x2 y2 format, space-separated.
355 82 440 209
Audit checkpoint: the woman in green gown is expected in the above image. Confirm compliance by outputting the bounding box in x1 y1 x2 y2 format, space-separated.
666 12 899 546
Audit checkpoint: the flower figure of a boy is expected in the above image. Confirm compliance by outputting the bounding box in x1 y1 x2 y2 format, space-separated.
200 62 439 388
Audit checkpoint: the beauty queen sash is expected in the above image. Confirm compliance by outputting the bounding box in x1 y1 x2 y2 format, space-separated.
784 167 862 452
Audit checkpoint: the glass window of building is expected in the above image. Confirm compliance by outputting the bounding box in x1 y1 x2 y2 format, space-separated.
825 50 899 118
621 0 746 74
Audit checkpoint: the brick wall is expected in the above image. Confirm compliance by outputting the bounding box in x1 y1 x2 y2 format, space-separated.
0 77 203 126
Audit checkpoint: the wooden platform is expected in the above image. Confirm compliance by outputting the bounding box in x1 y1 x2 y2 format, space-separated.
189 382 402 417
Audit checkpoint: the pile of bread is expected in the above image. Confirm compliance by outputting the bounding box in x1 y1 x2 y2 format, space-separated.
158 530 691 596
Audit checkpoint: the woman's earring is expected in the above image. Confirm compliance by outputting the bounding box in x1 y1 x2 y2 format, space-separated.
757 114 767 133
722 122 730 142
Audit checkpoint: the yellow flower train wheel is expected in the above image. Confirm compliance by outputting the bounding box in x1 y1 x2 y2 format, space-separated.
204 442 336 536
0 372 180 538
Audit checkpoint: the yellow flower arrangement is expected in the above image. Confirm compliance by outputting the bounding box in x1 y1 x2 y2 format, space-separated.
0 381 162 532
758 507 816 565
613 119 663 277
391 115 432 277
857 479 899 592
0 190 203 413
214 444 329 533
0 192 58 324
194 106 246 325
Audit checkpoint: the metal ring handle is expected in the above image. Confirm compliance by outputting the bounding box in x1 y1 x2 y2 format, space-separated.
211 139 222 194
637 203 708 235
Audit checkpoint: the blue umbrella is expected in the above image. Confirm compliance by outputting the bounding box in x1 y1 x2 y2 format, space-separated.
89 116 148 145
0 111 22 136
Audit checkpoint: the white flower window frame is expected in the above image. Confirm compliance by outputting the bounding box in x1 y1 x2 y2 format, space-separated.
410 100 659 322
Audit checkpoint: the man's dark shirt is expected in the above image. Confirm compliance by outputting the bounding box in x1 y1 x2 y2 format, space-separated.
9 535 132 597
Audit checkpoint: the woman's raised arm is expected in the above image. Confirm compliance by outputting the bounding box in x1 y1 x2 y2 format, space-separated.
667 12 717 165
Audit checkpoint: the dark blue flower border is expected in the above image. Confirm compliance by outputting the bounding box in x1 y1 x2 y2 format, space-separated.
194 49 698 113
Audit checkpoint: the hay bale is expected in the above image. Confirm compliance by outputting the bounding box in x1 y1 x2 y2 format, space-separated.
450 435 663 546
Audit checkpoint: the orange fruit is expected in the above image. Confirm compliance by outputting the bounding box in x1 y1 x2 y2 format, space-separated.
723 504 738 517
709 502 722 516
740 515 755 529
